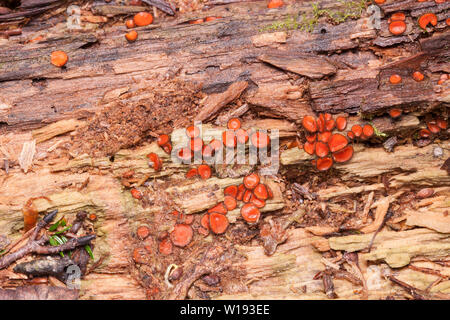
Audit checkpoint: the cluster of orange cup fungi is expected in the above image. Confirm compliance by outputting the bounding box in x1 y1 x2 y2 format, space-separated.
124 11 154 42
130 117 275 252
419 117 448 138
386 8 439 36
200 172 274 236
301 114 377 171
388 70 425 85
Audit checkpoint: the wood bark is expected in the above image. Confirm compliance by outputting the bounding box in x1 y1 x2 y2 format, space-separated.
0 0 449 300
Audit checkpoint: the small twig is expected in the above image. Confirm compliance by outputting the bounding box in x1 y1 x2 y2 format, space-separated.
387 275 426 300
0 211 95 270
366 210 393 253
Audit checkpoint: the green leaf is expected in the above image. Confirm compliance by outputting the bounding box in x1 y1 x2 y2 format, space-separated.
85 245 94 260
54 225 71 235
49 217 66 231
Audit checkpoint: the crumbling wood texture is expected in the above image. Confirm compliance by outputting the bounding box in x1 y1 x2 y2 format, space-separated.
0 0 449 300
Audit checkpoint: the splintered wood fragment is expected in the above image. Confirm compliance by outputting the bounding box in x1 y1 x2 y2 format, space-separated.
258 53 337 79
196 81 248 121
305 225 339 236
360 196 390 234
405 191 450 233
91 4 149 16
251 32 287 47
328 228 450 268
215 103 249 126
0 285 78 300
32 119 86 143
18 140 36 173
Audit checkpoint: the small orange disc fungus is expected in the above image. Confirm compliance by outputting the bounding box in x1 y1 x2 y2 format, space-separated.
427 121 441 134
131 188 142 199
208 202 228 215
205 16 222 22
347 131 355 140
243 173 260 190
351 125 363 137
306 133 317 143
302 115 317 133
317 114 325 132
209 213 229 234
328 133 348 153
267 185 274 199
389 108 402 119
50 51 68 67
318 131 332 143
147 152 162 171
159 238 172 255
250 131 270 149
389 74 402 84
209 139 222 151
198 164 212 180
315 141 330 158
436 118 448 130
412 71 424 82
267 0 284 8
447 18 450 26
134 12 153 27
117 33 134 47
374 0 385 3
316 157 333 171
250 196 265 208
304 141 316 155
390 12 406 22
190 137 204 153
126 19 135 29
336 116 347 131
389 21 406 35
178 147 193 161
236 184 246 201
189 19 204 24
202 145 214 158
137 226 150 240
170 224 193 247
223 196 237 210
222 130 237 148
235 128 249 144
253 183 268 200
186 168 198 178
241 203 261 223
418 13 437 29
419 129 431 138
325 119 336 131
224 185 238 198
186 125 200 138
162 143 172 154
157 134 170 146
88 213 97 221
227 118 241 130
362 124 374 138
332 145 354 163
243 189 253 203
133 247 147 264
201 214 210 230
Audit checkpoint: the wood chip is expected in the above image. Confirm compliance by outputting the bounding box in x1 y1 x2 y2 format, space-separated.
18 140 36 173
195 81 248 121
360 196 390 234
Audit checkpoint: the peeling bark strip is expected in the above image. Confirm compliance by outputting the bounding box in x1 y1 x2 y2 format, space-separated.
0 285 78 300
195 81 248 122
258 53 337 79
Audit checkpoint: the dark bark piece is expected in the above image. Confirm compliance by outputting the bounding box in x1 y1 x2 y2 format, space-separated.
195 81 248 121
13 256 74 279
142 0 175 15
258 53 337 79
0 285 78 300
